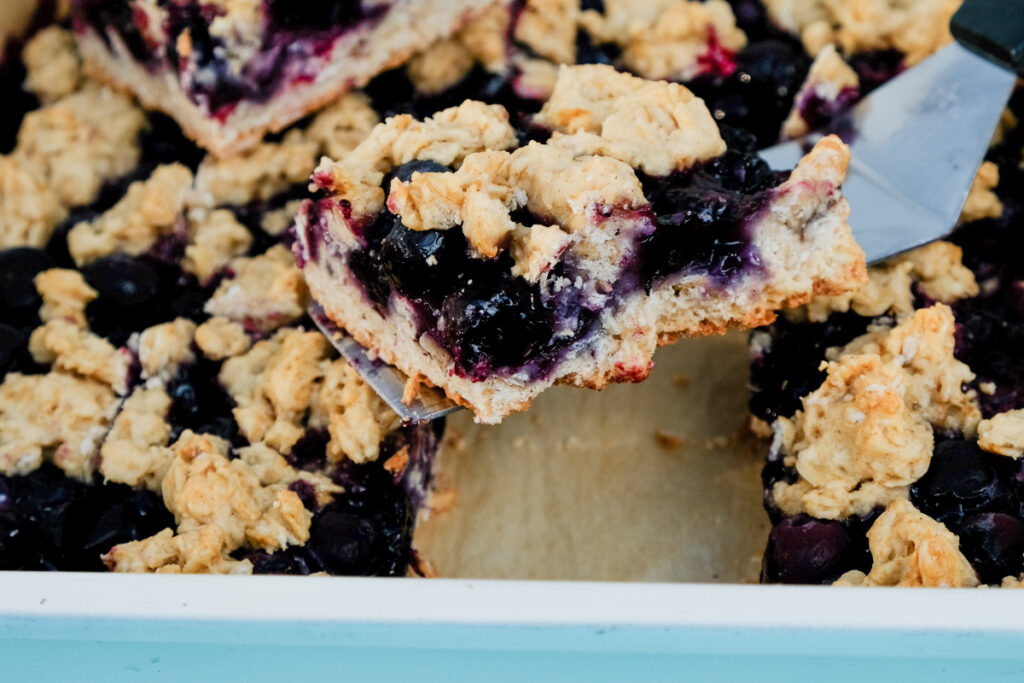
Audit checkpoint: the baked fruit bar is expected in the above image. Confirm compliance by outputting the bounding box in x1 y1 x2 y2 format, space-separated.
0 25 442 575
71 0 499 155
294 63 866 424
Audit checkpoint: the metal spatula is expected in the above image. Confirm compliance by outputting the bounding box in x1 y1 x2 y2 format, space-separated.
760 0 1024 264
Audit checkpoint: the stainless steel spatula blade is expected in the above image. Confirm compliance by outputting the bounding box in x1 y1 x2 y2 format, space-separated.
760 42 1016 264
308 303 461 423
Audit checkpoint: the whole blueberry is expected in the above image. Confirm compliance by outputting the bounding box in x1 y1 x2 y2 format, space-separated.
761 514 850 584
956 512 1024 584
911 440 1002 525
311 511 379 575
0 247 54 323
379 217 465 298
0 324 25 377
0 511 39 570
81 254 161 307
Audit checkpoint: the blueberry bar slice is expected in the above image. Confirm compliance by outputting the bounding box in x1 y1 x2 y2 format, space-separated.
294 64 866 424
71 0 499 156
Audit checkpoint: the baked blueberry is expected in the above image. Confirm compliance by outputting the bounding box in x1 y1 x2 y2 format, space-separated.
762 515 852 584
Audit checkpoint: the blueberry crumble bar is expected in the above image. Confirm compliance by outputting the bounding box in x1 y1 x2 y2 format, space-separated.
71 0 501 156
0 25 442 575
295 63 865 424
751 69 1024 586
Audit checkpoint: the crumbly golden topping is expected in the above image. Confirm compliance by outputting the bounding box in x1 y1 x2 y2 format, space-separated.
219 328 398 462
774 305 979 519
763 0 958 65
236 442 342 507
535 64 726 176
515 0 579 64
203 244 308 333
309 359 400 464
304 92 381 161
22 26 82 104
587 0 746 81
510 223 574 282
781 44 859 139
28 320 133 395
14 85 146 208
511 55 561 100
0 155 68 249
195 317 252 361
798 241 978 322
315 100 518 218
193 131 317 207
67 164 193 266
259 200 304 236
162 430 312 552
34 268 97 327
103 526 253 574
182 208 253 284
960 161 1002 224
220 328 330 454
978 410 1024 459
136 318 197 383
99 386 173 491
408 5 511 94
0 371 118 478
834 499 978 587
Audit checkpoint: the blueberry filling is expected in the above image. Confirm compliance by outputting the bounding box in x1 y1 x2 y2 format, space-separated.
77 0 392 117
794 86 860 133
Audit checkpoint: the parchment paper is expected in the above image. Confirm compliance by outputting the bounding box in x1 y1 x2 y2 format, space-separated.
414 332 769 583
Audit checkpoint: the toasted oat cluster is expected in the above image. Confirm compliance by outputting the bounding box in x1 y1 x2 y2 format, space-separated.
297 63 865 423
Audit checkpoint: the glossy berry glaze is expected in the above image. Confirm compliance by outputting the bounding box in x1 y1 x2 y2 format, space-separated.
73 0 392 117
301 125 787 382
755 84 1024 584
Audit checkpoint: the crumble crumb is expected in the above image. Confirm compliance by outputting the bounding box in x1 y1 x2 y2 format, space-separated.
0 155 68 249
135 318 197 383
204 244 308 333
103 526 254 574
66 164 193 266
798 241 978 322
14 85 146 208
99 386 173 491
383 447 410 475
182 208 253 284
314 100 518 218
0 371 118 478
195 317 252 361
22 26 82 104
514 0 579 65
960 161 1002 224
534 64 726 176
834 499 978 587
162 430 312 552
978 410 1024 459
236 442 342 508
763 0 958 65
259 200 305 236
512 55 561 100
584 0 746 82
34 268 97 327
304 92 381 161
192 131 317 206
781 44 859 139
309 359 400 464
219 328 330 454
28 319 133 395
773 305 978 519
510 223 574 282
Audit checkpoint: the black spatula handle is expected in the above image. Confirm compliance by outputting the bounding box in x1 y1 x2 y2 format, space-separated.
951 0 1024 75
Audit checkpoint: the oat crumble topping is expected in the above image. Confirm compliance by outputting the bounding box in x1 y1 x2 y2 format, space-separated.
182 208 253 284
67 164 193 266
977 410 1024 459
29 320 133 396
34 268 98 327
22 26 82 104
303 92 382 161
409 5 511 95
0 155 69 249
309 359 400 464
833 498 978 587
103 525 254 574
99 386 173 491
135 318 198 383
0 371 118 478
514 0 579 65
193 131 318 207
194 317 252 361
960 161 1002 225
203 244 309 333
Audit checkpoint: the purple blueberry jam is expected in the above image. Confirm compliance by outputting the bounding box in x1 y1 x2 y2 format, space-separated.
75 0 392 118
793 86 859 134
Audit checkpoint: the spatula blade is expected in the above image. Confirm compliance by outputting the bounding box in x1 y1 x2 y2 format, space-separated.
761 42 1016 263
